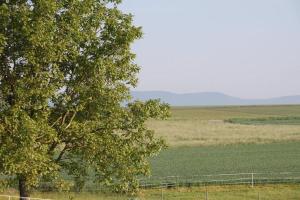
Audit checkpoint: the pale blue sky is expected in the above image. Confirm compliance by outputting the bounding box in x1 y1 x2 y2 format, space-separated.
121 0 300 99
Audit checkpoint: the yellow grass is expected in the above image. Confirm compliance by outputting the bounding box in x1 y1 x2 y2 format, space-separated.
2 184 300 200
148 105 300 146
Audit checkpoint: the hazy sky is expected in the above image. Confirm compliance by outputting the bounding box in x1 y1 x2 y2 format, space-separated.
121 0 300 99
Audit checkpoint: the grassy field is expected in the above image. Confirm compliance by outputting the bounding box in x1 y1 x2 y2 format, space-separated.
148 105 300 146
146 105 300 180
2 105 300 199
149 142 300 177
2 184 300 199
226 116 300 125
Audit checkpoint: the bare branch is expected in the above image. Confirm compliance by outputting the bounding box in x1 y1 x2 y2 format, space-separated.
65 110 77 129
61 111 69 125
51 116 62 127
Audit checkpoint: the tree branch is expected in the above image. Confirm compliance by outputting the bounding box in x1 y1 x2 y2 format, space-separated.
51 116 62 127
61 111 69 125
48 142 58 153
65 110 77 129
55 144 68 162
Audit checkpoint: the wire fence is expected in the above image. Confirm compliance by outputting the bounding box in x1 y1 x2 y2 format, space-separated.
1 171 300 200
138 171 300 189
36 171 300 191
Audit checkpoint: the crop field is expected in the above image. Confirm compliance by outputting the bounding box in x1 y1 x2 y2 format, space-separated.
148 105 300 146
1 105 300 199
225 116 300 125
146 105 300 182
149 142 300 178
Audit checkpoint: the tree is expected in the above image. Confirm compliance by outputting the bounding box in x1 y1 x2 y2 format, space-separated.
0 0 170 198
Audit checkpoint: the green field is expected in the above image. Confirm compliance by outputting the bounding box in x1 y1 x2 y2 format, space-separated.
226 116 300 125
148 105 300 146
146 105 300 181
150 142 300 177
2 105 300 199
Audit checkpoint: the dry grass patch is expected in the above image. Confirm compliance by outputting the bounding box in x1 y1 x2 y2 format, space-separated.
148 105 300 147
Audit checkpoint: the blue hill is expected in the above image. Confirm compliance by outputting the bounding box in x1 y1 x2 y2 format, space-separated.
131 91 300 106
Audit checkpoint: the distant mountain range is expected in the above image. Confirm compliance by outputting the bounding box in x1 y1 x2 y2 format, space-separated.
131 91 300 106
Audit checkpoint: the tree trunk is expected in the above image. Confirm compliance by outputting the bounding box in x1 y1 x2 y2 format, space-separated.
18 176 30 200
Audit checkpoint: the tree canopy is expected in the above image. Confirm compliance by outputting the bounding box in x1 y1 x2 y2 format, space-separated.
0 0 169 197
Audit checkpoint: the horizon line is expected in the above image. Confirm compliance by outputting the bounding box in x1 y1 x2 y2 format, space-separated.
131 90 300 100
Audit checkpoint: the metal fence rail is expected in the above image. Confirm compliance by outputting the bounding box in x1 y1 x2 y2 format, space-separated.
138 171 300 189
1 172 300 193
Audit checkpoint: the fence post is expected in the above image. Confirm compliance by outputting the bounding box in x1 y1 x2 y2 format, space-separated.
251 173 254 188
205 187 208 200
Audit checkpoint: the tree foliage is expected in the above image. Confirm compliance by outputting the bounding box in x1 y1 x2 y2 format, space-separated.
0 0 169 196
